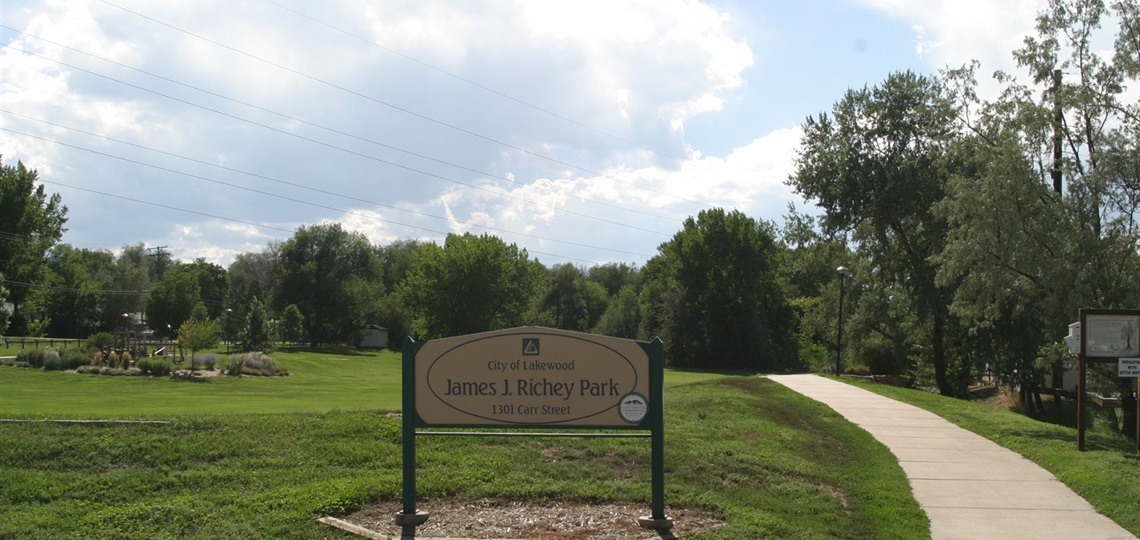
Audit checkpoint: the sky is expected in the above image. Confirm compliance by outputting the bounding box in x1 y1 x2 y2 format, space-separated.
1 0 1052 269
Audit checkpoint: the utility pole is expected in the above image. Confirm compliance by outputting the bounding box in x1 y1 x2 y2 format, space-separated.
148 245 170 280
1052 69 1063 195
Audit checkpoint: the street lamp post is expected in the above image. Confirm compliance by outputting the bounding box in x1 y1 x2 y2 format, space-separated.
836 266 850 376
225 308 233 354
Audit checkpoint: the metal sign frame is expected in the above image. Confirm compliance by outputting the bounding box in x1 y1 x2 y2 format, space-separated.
396 327 669 534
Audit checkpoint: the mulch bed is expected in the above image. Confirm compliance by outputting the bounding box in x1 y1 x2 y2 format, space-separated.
335 498 725 539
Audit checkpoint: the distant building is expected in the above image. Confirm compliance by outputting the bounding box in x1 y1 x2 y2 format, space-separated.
358 325 389 349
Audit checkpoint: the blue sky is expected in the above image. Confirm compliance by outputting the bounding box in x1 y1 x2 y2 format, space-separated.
1 0 1050 268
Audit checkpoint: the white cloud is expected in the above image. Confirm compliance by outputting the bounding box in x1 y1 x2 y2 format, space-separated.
857 0 1042 97
1 0 764 266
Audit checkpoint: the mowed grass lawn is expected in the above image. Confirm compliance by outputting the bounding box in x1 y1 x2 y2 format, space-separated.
0 347 406 416
0 347 928 539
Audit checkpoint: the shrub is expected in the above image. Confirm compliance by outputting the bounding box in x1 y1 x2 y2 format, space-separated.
222 355 246 376
63 349 91 369
223 352 286 376
76 365 100 375
42 350 65 371
137 357 172 376
87 332 117 351
16 349 47 368
119 351 134 369
107 351 119 369
191 354 218 371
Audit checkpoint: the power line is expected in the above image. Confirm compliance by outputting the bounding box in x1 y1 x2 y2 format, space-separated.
1 279 227 307
1 127 658 259
1 279 146 296
4 112 660 257
94 0 716 210
0 44 673 238
0 26 681 224
260 0 691 167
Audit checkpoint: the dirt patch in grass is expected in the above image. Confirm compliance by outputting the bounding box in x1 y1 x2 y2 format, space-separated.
336 498 724 539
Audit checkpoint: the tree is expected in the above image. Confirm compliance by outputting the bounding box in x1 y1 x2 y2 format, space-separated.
937 0 1140 427
145 265 201 338
279 304 304 344
538 264 608 332
779 206 880 374
379 238 423 292
641 208 797 371
587 263 641 296
398 233 543 338
239 296 272 352
593 284 641 339
790 71 966 395
102 243 153 332
225 245 279 342
0 275 12 336
275 224 383 346
43 244 104 338
178 305 220 368
184 258 228 319
0 158 68 335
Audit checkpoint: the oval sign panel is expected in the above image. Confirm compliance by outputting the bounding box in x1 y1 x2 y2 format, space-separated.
415 327 650 427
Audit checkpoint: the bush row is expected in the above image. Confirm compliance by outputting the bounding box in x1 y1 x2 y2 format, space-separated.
4 349 287 378
223 352 289 377
136 357 173 376
16 349 92 370
75 366 143 376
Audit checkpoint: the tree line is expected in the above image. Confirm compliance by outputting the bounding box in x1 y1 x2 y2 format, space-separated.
0 171 795 372
1 0 1137 440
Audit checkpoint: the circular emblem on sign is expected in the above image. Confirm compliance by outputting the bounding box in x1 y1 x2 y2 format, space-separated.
618 392 648 424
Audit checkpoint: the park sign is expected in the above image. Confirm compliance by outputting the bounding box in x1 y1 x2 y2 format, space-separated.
397 327 670 532
414 327 651 427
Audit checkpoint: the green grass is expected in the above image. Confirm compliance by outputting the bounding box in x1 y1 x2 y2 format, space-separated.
0 346 728 418
843 378 1140 537
0 367 928 539
0 347 404 416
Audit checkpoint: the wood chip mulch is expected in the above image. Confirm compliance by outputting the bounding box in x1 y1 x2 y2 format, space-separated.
335 498 725 539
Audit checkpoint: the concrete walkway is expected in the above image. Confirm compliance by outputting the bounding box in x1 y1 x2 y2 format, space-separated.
767 374 1136 540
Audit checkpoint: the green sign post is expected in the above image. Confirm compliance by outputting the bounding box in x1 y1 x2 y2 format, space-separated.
396 327 670 534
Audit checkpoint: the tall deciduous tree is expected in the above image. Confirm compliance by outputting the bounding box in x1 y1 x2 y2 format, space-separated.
183 258 228 319
398 233 542 338
0 158 67 335
103 243 152 331
275 223 382 346
642 208 796 371
538 264 607 332
938 0 1140 430
790 71 966 395
225 245 279 342
43 245 104 338
593 284 641 340
145 265 201 338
